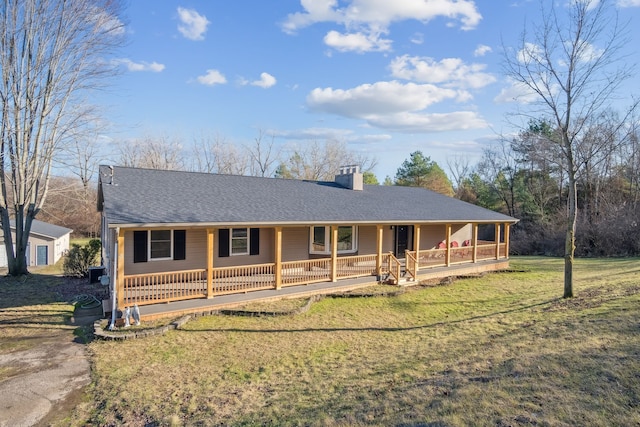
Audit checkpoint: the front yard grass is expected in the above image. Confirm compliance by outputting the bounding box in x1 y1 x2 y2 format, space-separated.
75 257 640 426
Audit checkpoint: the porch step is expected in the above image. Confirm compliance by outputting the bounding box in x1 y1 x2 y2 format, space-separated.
397 277 415 286
386 276 415 286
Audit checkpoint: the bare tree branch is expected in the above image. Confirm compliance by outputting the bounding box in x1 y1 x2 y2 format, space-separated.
0 0 125 275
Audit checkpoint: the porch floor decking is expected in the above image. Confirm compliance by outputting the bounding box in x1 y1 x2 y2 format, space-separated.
136 259 509 321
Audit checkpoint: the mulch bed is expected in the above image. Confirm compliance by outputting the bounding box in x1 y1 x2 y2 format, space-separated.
54 277 109 304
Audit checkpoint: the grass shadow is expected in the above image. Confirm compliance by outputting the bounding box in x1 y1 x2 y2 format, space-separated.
182 298 559 335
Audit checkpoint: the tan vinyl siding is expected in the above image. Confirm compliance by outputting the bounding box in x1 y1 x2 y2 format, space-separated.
281 227 309 262
382 227 395 253
124 229 207 275
419 224 446 249
451 224 472 245
357 225 378 254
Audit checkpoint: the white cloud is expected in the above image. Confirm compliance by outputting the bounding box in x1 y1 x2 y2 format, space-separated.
389 55 496 89
618 0 640 6
370 111 488 133
177 7 210 41
273 127 392 143
92 6 125 36
281 0 341 34
115 59 165 72
517 42 543 64
283 0 482 32
251 72 277 88
474 44 492 57
410 32 424 45
572 40 604 63
282 0 481 53
307 80 487 133
196 69 227 86
308 81 458 117
324 30 392 53
494 78 539 104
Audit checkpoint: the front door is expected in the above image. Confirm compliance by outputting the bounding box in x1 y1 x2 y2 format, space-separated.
36 245 48 266
395 225 410 258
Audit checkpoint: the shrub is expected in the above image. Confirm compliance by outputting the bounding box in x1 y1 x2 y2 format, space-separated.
63 238 101 278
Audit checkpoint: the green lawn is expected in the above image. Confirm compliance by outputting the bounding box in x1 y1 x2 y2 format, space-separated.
6 257 640 426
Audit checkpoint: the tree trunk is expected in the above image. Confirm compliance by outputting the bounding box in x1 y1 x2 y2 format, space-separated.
564 176 577 298
7 207 32 276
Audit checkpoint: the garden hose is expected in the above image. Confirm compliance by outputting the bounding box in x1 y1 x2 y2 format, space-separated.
73 294 102 310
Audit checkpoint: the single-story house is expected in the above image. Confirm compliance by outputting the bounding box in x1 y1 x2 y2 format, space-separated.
0 219 73 267
98 165 518 320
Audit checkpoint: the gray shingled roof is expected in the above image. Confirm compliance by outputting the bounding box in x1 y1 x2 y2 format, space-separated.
98 165 517 227
10 219 72 239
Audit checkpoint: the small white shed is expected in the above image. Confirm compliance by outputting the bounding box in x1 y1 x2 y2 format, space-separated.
0 220 73 267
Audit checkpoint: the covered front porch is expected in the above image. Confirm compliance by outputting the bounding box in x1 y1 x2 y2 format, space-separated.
111 222 511 321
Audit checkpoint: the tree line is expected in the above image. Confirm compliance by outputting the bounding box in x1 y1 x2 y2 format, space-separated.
454 115 640 258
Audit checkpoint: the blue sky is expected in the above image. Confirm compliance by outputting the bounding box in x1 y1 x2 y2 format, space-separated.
99 0 640 181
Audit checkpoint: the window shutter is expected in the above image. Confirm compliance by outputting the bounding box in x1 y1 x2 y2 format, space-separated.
219 229 230 257
250 228 260 256
133 231 148 263
173 230 186 260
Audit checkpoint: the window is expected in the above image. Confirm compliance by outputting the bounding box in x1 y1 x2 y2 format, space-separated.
133 230 186 263
150 230 172 260
309 226 357 254
231 228 249 255
218 228 260 257
312 226 327 252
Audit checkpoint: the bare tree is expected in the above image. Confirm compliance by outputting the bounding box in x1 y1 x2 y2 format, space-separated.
446 154 471 198
246 130 279 177
477 140 521 217
118 135 185 170
0 0 124 275
276 140 376 181
502 0 636 297
192 132 248 175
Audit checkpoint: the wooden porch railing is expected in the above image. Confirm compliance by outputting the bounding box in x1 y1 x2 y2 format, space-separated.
281 258 332 287
123 269 206 306
476 243 498 260
415 248 447 268
387 253 402 285
335 254 379 279
404 250 417 280
211 263 275 295
450 246 474 264
119 240 508 306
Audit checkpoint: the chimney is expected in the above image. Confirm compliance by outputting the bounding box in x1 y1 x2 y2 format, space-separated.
335 165 363 191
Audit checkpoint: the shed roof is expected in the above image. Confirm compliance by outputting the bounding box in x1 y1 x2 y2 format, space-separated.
98 165 517 227
9 219 73 239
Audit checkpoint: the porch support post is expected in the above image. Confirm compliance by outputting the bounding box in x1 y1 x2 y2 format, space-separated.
331 225 338 282
445 224 451 267
414 224 421 268
472 223 478 263
495 223 501 260
376 225 383 276
275 227 282 289
504 223 510 259
116 228 125 310
206 228 214 298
